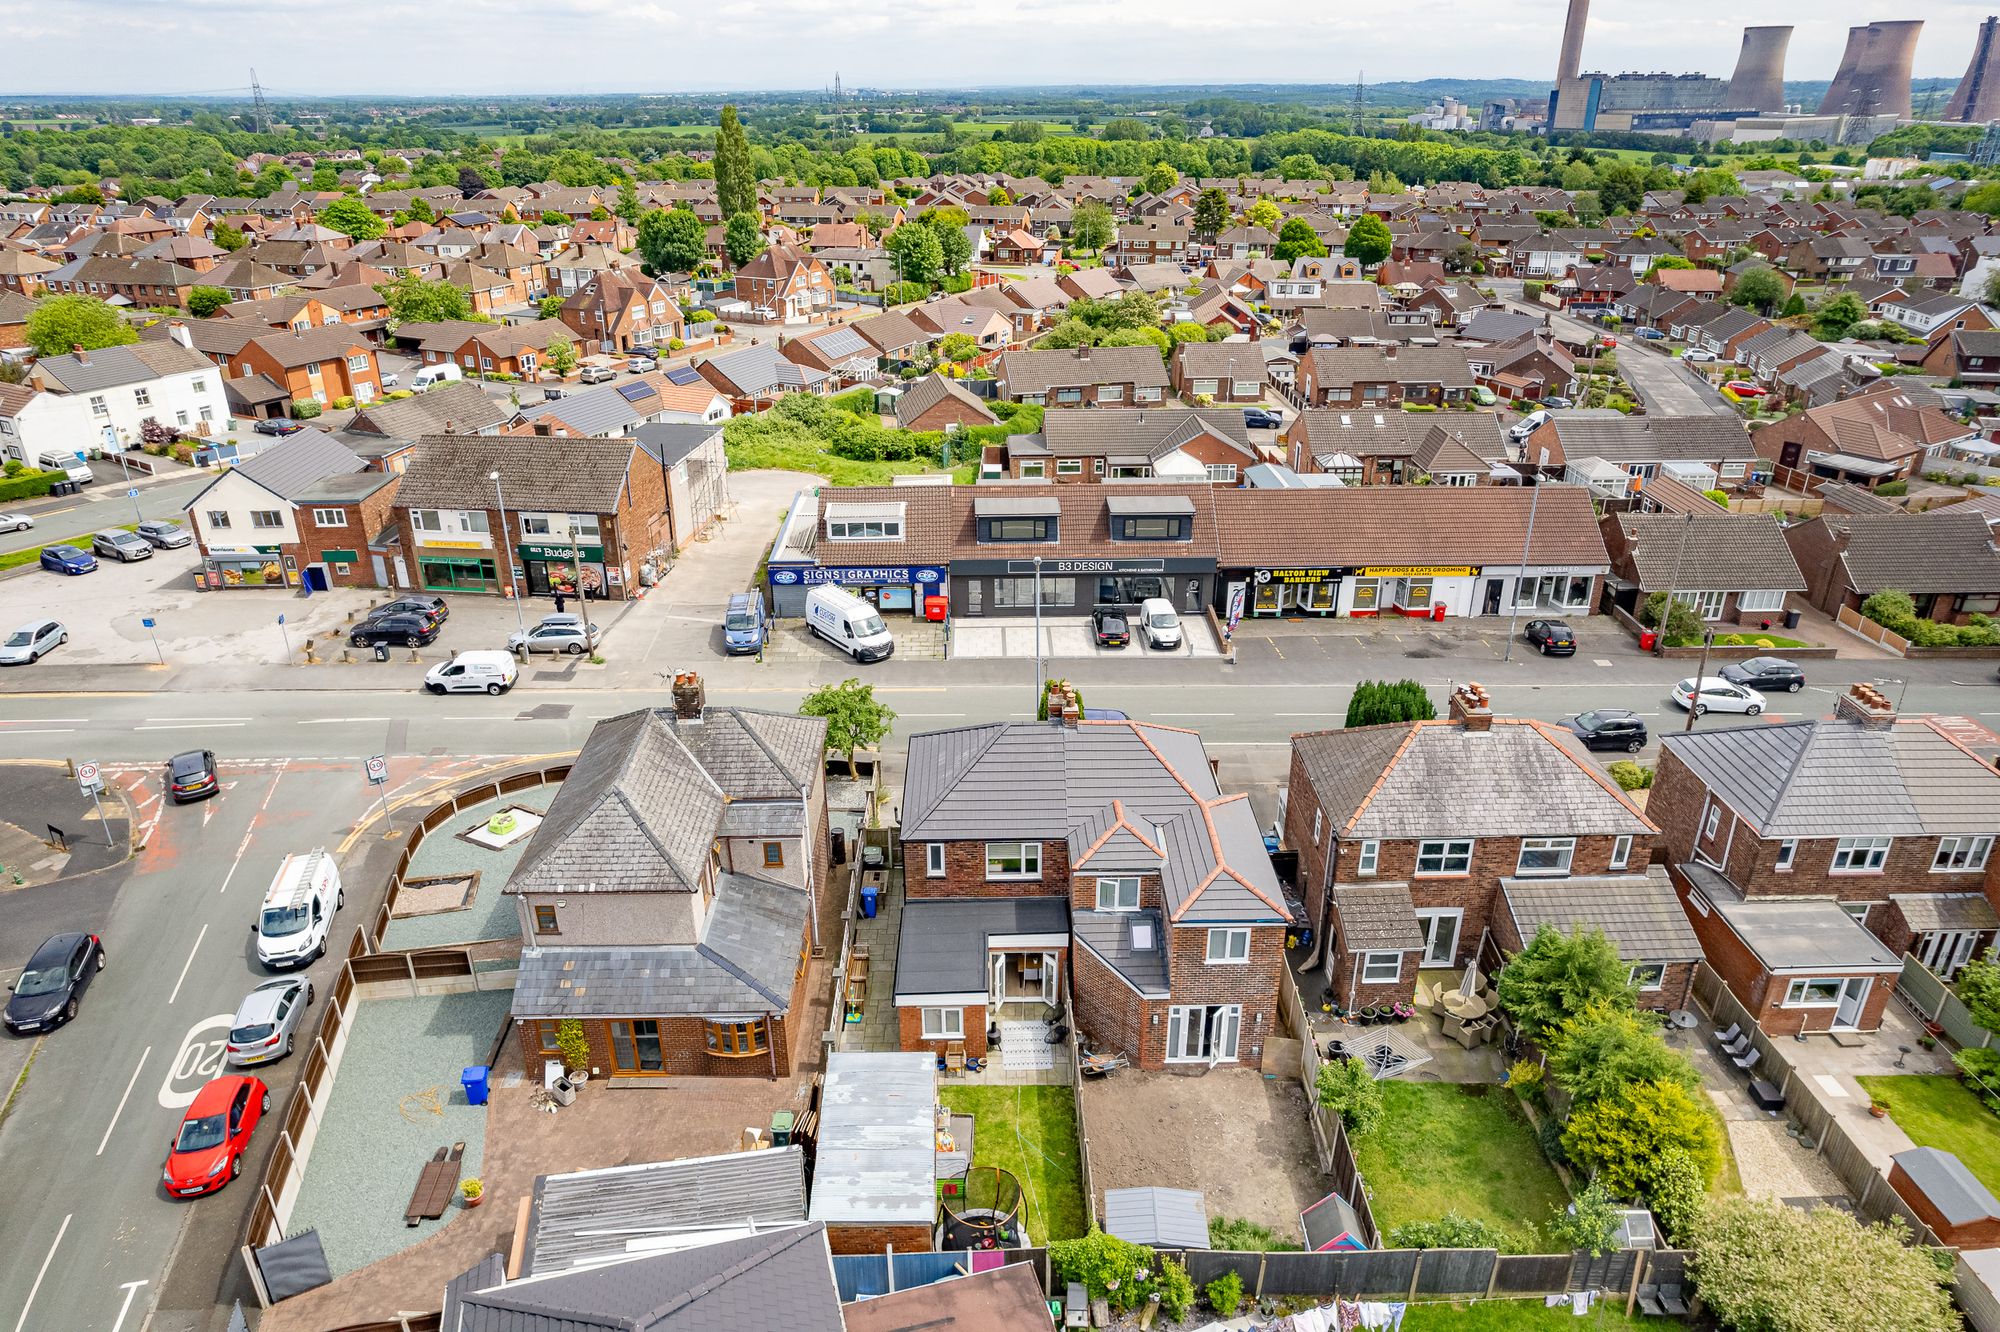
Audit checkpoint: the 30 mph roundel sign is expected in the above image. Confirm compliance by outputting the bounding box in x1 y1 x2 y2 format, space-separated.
364 754 389 787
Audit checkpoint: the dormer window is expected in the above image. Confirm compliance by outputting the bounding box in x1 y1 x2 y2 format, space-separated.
975 496 1059 543
1107 494 1194 542
825 500 904 542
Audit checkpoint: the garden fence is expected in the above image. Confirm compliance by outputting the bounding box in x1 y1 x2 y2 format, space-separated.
1279 966 1380 1247
1067 1027 1098 1229
1895 954 1992 1051
833 1248 1047 1301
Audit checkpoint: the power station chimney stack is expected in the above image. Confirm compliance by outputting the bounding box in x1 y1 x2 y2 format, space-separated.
1819 19 1924 117
1556 0 1590 83
1727 26 1792 112
1945 16 2000 122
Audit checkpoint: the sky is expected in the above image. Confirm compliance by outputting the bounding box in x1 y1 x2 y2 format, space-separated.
0 0 1985 97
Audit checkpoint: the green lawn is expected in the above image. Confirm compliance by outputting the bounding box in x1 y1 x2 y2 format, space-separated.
1402 1299 1653 1330
1349 1083 1570 1253
1713 632 1809 649
937 1084 1089 1243
1856 1075 2000 1195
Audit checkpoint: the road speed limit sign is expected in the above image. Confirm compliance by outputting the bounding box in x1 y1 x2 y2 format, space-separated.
364 754 389 786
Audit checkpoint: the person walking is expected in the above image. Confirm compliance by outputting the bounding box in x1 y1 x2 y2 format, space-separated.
553 589 568 616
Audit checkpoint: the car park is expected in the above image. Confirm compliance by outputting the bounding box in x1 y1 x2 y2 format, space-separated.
92 528 153 562
1136 598 1182 650
0 619 65 665
162 1074 269 1197
38 544 96 575
1672 676 1766 716
723 590 769 655
253 418 304 436
1561 709 1648 753
425 650 519 694
0 511 31 534
165 749 220 803
509 613 601 655
135 519 192 549
4 932 105 1034
224 977 314 1067
371 595 449 627
1682 349 1718 363
1091 607 1130 649
1719 656 1805 693
350 612 439 649
1525 618 1576 656
1242 407 1283 429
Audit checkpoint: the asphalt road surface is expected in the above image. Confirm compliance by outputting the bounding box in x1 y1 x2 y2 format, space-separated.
0 471 211 558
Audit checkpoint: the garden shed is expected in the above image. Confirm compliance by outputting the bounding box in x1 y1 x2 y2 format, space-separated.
808 1052 939 1255
1301 1191 1369 1252
1890 1147 2000 1249
1104 1187 1211 1250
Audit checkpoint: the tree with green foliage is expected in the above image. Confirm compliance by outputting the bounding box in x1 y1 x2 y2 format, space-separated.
617 182 641 223
211 223 246 252
541 210 569 226
714 105 756 221
1647 255 1695 275
1595 162 1648 216
1166 321 1213 346
25 294 138 359
1343 679 1435 728
1563 1077 1724 1195
543 333 577 379
1142 161 1179 196
1051 1231 1193 1320
1547 1001 1701 1105
1645 1146 1707 1245
407 196 436 224
1192 188 1230 240
186 286 231 318
537 295 565 319
1639 590 1706 647
1244 198 1282 232
1343 214 1393 269
1496 925 1638 1045
1812 291 1867 341
938 332 978 363
1780 292 1806 318
1315 1057 1384 1135
638 207 708 275
1068 200 1114 253
1688 1200 1957 1332
1729 267 1786 315
1072 289 1162 332
1278 153 1322 183
317 196 384 241
887 223 943 287
1273 216 1327 263
927 212 972 276
1955 956 2000 1034
723 212 765 268
1548 1177 1624 1257
799 678 896 778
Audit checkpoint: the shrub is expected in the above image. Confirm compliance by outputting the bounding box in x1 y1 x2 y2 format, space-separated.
1548 1001 1701 1106
1954 1047 2000 1114
1506 1059 1544 1092
1155 1259 1195 1321
1563 1078 1724 1195
1205 1272 1244 1317
1874 479 1908 497
668 337 685 351
1549 1177 1623 1257
1639 590 1706 647
0 469 56 503
289 398 323 420
882 280 928 306
332 395 354 410
1389 1213 1513 1251
0 459 21 476
1863 589 2000 647
1051 1231 1191 1314
556 1019 590 1072
386 389 413 400
1315 1057 1384 1136
1536 1111 1570 1168
1646 1146 1707 1244
688 308 716 324
1703 488 1729 506
1344 679 1435 727
1607 760 1653 791
1498 926 1639 1046
1688 1199 1958 1332
1208 1216 1303 1251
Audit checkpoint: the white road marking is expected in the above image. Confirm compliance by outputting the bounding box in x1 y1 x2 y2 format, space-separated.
168 925 208 1006
136 723 245 731
218 763 286 895
1155 712 1234 717
158 1017 233 1110
110 1280 148 1332
0 717 86 723
144 717 250 723
297 717 390 725
96 1047 151 1156
14 1213 70 1332
0 728 74 734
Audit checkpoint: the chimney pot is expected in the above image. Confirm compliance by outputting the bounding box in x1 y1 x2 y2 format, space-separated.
1448 681 1493 733
1835 682 1897 727
672 671 706 720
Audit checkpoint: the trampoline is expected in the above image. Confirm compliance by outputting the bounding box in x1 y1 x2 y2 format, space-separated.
940 1165 1025 1250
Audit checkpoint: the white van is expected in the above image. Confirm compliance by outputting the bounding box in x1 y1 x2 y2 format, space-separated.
255 849 343 970
412 363 464 391
1507 409 1550 443
1137 597 1183 650
425 649 519 695
805 585 894 663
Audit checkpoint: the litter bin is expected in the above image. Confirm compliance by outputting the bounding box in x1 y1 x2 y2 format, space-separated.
924 595 949 623
460 1065 490 1106
770 1111 795 1147
373 642 390 662
1432 603 1446 622
1639 629 1659 652
861 882 879 919
1784 608 1801 630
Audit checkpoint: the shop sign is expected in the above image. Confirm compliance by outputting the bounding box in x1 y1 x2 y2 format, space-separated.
420 538 489 552
1358 565 1479 578
1005 558 1165 574
1254 567 1341 585
769 565 944 587
519 541 606 563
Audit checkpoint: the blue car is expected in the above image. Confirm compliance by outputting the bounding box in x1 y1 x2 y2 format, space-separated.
39 544 97 575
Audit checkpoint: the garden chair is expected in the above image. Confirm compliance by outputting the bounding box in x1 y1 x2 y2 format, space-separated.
1636 1285 1667 1317
1732 1046 1761 1074
1658 1285 1689 1316
1711 1021 1741 1046
1719 1032 1752 1058
1414 979 1440 1010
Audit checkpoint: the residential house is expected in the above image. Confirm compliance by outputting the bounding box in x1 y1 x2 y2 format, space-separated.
1598 511 1807 626
730 243 833 324
1877 293 1991 341
281 470 405 591
894 374 1000 432
1752 387 1978 492
697 341 832 412
1284 411 1508 485
8 336 224 468
39 254 200 307
558 270 685 356
183 429 367 589
988 228 1047 266
1787 235 1873 282
632 422 730 553
223 325 383 411
1782 506 2000 626
346 380 509 450
779 325 880 385
1168 342 1268 404
412 321 572 380
1936 328 2000 385
1525 416 1765 490
993 345 1169 408
1000 409 1260 483
1293 346 1476 410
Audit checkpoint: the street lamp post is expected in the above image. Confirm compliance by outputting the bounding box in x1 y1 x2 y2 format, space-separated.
1032 555 1044 710
491 470 528 643
1501 448 1547 662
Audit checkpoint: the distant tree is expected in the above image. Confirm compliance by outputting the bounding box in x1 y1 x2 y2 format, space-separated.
1811 291 1867 341
638 207 707 274
1273 217 1327 263
376 273 473 326
987 185 1013 206
1595 162 1648 216
541 210 569 226
887 223 943 286
713 105 756 220
1780 291 1807 318
588 205 610 221
1068 200 1114 253
210 223 246 251
1688 1200 1958 1332
25 294 138 358
939 332 977 363
1100 117 1151 141
1647 255 1695 275
317 196 384 240
1495 925 1638 1045
543 333 577 378
617 182 641 222
185 286 231 318
1142 162 1179 196
1343 214 1393 268
800 678 896 777
537 295 565 320
1244 198 1282 232
1192 188 1230 240
1343 679 1435 727
1729 267 1786 315
723 212 765 268
1278 153 1322 183
407 196 436 223
927 212 972 276
457 167 492 196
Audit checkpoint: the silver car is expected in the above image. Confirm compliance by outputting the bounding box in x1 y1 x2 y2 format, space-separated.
91 528 153 562
224 976 314 1066
0 619 65 666
0 511 31 534
135 519 192 549
508 614 601 655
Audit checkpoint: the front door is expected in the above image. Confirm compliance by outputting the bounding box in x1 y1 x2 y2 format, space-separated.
1919 931 1982 980
1167 1004 1241 1063
1416 909 1461 968
609 1019 665 1073
1834 978 1871 1031
1483 579 1505 615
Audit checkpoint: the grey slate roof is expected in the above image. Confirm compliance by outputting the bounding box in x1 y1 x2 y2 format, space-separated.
893 373 999 429
1546 416 1760 465
347 380 509 438
398 433 639 516
516 383 653 437
1038 407 1253 461
1292 720 1653 840
1890 893 2000 934
1659 717 2000 837
895 897 1071 998
1502 867 1702 962
633 423 724 469
1609 513 1806 592
1710 896 1901 971
1893 1148 2000 1226
808 1053 937 1228
523 1147 808 1275
997 345 1171 395
1071 908 1171 997
32 340 211 392
189 429 366 508
448 1222 844 1332
1828 508 2000 594
702 341 829 395
1332 884 1424 953
1105 1187 1211 1249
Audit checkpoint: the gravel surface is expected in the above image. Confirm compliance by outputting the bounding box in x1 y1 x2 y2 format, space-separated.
1725 1117 1845 1200
379 793 543 950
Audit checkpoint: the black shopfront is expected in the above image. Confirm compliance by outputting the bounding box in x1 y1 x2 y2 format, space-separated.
949 492 1216 618
951 555 1215 618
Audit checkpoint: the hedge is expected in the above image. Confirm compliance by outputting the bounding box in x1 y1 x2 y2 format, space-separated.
1861 589 2000 647
0 469 58 503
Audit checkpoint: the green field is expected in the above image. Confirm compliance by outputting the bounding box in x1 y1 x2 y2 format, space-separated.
1402 1299 1653 1330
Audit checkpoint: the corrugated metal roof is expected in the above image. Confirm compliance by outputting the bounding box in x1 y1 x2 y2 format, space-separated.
524 1148 808 1275
807 1053 937 1228
1104 1187 1211 1249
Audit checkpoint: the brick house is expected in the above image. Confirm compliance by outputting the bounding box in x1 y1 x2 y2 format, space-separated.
1293 346 1476 409
730 243 834 324
1597 511 1806 627
229 325 384 409
558 269 685 356
1169 342 1268 404
1781 506 2000 626
988 228 1046 266
992 345 1170 407
1285 685 1679 1015
1652 686 2000 1036
1753 387 1979 493
1283 411 1509 485
507 696 829 1080
893 373 999 432
895 708 1290 1071
280 470 404 590
1000 408 1259 483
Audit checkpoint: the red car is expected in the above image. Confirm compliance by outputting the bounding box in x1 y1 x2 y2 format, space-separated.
1724 381 1767 397
163 1074 269 1197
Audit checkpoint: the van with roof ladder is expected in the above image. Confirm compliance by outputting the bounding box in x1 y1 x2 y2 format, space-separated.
254 849 343 970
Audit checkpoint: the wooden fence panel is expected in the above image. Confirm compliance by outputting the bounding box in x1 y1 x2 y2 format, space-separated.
1570 1248 1637 1294
1493 1254 1573 1294
1412 1248 1498 1296
1183 1250 1261 1293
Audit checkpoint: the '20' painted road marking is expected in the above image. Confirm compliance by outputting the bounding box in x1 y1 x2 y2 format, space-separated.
158 1015 234 1109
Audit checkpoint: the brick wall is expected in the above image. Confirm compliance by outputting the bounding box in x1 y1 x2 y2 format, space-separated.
825 1223 933 1256
897 1003 989 1059
612 440 669 582
1071 944 1163 1067
286 478 401 589
1282 744 1333 940
1328 950 1414 1012
901 839 1073 901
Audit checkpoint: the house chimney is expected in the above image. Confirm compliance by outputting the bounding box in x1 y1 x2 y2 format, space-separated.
1046 681 1082 727
1074 344 1090 360
72 344 87 365
1834 682 1897 728
1382 343 1398 360
1448 681 1493 733
671 670 706 720
167 319 193 349
534 421 553 437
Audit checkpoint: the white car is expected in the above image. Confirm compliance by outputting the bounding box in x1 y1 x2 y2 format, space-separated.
1137 597 1183 650
508 614 601 656
1672 676 1766 717
1682 349 1718 363
1507 409 1550 443
0 619 65 665
0 512 31 534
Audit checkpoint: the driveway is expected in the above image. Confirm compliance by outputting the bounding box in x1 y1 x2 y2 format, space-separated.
1616 345 1737 418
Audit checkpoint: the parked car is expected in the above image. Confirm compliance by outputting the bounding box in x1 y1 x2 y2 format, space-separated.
0 512 31 534
1723 381 1767 397
1524 619 1576 656
1469 387 1497 406
1091 607 1130 649
508 613 600 655
38 544 96 575
370 595 449 627
224 977 314 1067
425 650 518 695
723 590 768 655
1541 396 1575 409
135 519 192 549
253 418 304 436
543 385 570 401
1682 349 1718 363
1507 410 1550 443
1634 328 1665 340
1672 676 1766 716
626 356 657 374
1242 407 1283 430
92 528 153 562
4 932 105 1034
1137 597 1183 650
162 1074 269 1197
0 619 65 666
1719 656 1805 693
579 364 615 385
1561 708 1649 753
165 749 220 803
380 372 399 389
349 613 439 649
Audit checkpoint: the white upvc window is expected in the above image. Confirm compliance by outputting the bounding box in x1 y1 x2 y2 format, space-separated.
133 387 150 407
1738 588 1786 612
90 394 108 418
1934 836 1994 873
926 842 945 877
984 841 1041 880
1776 839 1798 871
1516 837 1576 878
1361 951 1401 984
1205 464 1239 483
1832 836 1891 873
347 353 369 372
921 1007 964 1039
1784 977 1846 1007
1703 804 1721 840
1206 928 1251 964
1356 840 1379 877
1610 835 1632 871
1056 458 1083 476
310 508 348 527
1630 962 1666 991
1415 839 1474 875
1096 877 1141 911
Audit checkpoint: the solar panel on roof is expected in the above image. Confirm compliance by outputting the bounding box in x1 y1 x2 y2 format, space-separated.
616 382 651 402
665 366 701 385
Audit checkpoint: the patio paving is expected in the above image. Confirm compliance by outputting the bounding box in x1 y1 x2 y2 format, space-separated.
286 986 515 1280
838 862 903 1052
379 790 546 951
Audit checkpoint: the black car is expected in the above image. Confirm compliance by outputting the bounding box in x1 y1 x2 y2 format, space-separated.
1092 607 1130 648
5 932 105 1034
253 418 304 437
1242 407 1283 430
1525 618 1576 656
166 749 219 803
350 613 439 649
1562 709 1649 753
1720 655 1805 693
369 595 449 627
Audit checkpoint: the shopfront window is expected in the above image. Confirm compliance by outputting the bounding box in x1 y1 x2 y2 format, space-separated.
993 576 1075 609
420 556 498 591
1351 579 1380 612
1097 574 1166 605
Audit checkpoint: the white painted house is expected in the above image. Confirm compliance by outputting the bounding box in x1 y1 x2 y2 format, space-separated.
182 431 365 588
2 334 225 471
